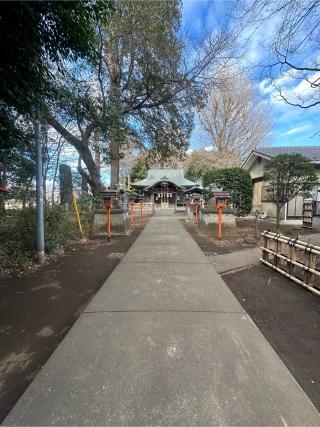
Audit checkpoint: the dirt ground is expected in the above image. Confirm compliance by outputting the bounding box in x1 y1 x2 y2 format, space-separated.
182 217 315 255
0 217 149 423
183 218 320 412
181 218 260 255
223 265 320 411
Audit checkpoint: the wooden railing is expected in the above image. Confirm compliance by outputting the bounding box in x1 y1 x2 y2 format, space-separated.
260 231 320 297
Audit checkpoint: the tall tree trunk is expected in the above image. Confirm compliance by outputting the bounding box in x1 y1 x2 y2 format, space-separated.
94 129 101 188
77 144 101 195
110 137 120 188
81 176 88 195
107 44 121 188
45 114 100 195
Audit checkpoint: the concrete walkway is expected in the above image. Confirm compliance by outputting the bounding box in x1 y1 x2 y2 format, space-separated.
4 211 320 426
209 247 261 274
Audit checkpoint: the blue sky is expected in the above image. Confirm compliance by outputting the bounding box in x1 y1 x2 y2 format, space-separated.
182 0 320 149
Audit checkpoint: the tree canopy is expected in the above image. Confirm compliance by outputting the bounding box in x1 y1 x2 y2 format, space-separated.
203 167 253 216
264 154 319 227
45 0 232 193
182 149 239 183
0 1 112 116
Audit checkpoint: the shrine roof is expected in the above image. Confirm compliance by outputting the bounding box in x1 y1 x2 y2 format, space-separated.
132 168 196 188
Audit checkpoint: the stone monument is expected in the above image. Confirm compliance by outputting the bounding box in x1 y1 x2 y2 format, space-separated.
91 189 130 237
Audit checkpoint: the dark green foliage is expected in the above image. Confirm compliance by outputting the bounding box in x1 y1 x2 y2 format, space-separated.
264 154 319 227
76 194 101 237
0 207 76 269
264 154 319 202
203 167 253 216
131 161 148 183
0 116 36 211
0 195 102 269
0 1 112 114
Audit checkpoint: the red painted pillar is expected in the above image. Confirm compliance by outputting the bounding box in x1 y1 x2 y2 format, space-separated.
218 205 223 240
195 203 199 224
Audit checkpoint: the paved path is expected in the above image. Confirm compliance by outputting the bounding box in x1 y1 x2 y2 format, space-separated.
209 233 320 274
208 247 260 273
4 211 320 426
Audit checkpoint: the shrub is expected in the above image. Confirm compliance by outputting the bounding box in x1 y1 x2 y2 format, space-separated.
75 194 100 238
0 205 82 270
203 167 253 216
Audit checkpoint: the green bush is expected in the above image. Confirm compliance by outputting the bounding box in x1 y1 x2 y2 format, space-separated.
0 205 82 270
75 194 100 238
45 205 78 252
203 167 253 216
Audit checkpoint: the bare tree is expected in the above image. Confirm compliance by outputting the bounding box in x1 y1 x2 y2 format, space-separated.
182 149 240 182
199 65 271 159
236 0 320 110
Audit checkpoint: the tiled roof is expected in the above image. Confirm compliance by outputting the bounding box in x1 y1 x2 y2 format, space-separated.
132 168 196 188
256 146 320 161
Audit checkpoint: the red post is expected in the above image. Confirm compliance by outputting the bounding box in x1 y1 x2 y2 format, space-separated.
106 205 111 241
218 205 223 240
195 203 199 224
130 202 134 224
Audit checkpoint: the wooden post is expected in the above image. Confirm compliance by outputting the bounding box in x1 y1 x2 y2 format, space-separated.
288 239 297 275
130 202 134 224
275 235 280 268
140 202 143 218
106 205 111 242
305 248 316 286
260 231 320 295
263 232 268 262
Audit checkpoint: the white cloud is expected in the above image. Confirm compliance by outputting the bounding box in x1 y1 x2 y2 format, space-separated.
290 71 320 99
259 79 274 95
286 125 311 136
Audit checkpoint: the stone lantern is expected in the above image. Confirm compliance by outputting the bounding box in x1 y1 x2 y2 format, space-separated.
199 188 236 234
91 189 130 237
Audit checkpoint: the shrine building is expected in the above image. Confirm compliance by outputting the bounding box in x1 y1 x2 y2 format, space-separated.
132 168 198 208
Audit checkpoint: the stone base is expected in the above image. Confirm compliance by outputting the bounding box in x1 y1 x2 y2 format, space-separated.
187 207 195 221
92 209 130 237
312 216 320 231
199 208 236 231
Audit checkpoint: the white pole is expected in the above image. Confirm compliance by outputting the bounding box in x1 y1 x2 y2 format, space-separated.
35 120 45 263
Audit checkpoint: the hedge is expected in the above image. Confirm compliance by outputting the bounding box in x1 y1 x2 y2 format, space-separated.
203 167 253 216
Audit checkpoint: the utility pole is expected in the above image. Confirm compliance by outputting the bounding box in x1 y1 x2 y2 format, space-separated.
35 120 45 263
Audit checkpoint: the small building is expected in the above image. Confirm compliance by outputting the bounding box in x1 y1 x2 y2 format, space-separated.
243 146 320 219
132 168 197 208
